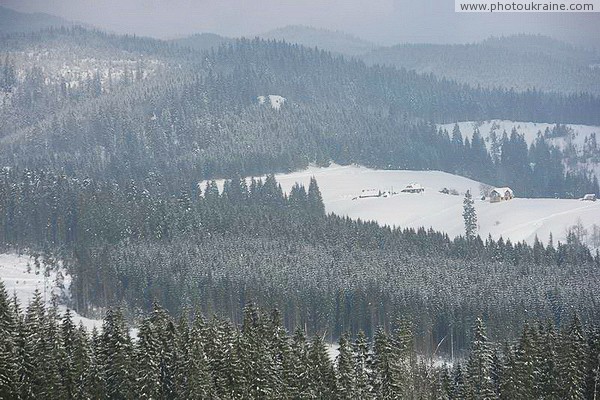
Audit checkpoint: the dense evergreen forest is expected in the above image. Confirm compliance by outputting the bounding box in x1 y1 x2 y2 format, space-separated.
1 285 599 399
1 168 598 355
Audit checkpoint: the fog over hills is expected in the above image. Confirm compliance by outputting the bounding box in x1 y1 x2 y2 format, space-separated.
258 25 377 56
0 5 77 34
2 0 599 48
361 34 600 95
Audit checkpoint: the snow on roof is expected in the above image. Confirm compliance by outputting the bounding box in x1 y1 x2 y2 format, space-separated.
492 187 513 194
359 189 380 197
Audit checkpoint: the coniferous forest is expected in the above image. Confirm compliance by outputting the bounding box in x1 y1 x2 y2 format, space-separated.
0 12 600 399
1 285 600 399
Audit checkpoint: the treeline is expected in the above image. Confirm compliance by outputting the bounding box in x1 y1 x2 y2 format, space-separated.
1 287 599 399
445 124 599 197
1 168 599 353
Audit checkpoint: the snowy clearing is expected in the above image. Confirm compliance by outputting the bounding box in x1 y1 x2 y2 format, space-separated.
0 253 102 330
257 94 286 110
214 164 600 248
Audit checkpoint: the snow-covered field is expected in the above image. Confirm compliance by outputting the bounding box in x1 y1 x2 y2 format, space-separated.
263 164 600 247
0 253 101 330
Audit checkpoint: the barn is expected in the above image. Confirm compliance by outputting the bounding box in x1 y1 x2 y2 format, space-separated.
401 183 425 193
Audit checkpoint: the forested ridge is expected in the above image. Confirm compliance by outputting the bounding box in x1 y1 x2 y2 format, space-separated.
0 28 599 195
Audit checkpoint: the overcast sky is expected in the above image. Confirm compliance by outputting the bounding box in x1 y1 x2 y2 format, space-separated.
1 0 599 48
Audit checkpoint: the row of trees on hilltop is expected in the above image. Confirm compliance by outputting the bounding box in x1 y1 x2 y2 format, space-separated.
1 284 599 399
446 124 599 198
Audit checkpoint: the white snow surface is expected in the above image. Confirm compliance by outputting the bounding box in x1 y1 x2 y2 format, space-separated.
257 95 286 110
208 164 600 248
0 253 102 330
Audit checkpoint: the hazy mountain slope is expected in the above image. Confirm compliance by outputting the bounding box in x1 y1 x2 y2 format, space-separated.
258 25 377 56
171 32 234 52
1 30 598 195
362 34 600 96
0 6 76 34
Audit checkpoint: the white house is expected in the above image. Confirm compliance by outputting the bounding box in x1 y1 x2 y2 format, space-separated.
401 183 425 194
359 189 380 198
490 187 514 203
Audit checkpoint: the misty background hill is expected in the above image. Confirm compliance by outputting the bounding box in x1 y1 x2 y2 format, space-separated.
0 5 77 34
257 25 377 56
361 34 600 96
170 33 234 52
170 25 600 96
2 27 598 197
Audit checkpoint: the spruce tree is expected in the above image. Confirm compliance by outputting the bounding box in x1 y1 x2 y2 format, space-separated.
337 333 357 399
21 289 47 399
307 177 325 217
135 317 161 399
308 333 338 399
0 281 17 399
100 308 134 400
371 326 403 399
464 317 495 400
179 316 215 399
353 330 373 399
290 327 312 399
557 316 587 399
463 190 477 241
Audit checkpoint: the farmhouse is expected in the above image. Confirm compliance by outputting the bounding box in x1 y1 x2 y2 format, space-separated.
359 189 380 198
490 187 514 203
401 183 425 193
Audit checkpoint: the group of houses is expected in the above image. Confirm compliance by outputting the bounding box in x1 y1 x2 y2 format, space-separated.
489 187 514 203
355 183 425 200
487 187 597 202
356 184 516 202
355 183 596 203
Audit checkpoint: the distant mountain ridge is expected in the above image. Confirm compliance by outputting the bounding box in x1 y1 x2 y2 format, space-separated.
361 34 600 96
170 32 234 52
0 5 77 34
257 25 377 56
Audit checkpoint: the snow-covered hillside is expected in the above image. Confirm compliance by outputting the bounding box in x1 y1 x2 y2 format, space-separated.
220 164 600 248
0 253 101 330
